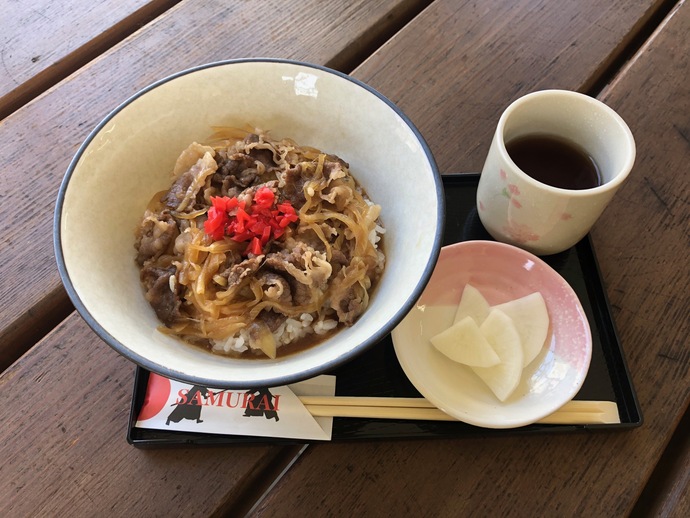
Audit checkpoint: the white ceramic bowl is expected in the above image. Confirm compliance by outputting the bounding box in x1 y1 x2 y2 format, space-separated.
54 59 443 388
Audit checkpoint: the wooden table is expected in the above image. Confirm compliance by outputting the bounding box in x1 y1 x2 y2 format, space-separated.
1 1 688 516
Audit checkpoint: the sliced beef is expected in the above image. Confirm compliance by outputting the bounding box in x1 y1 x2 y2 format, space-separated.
135 212 178 266
244 133 260 145
140 265 182 325
214 152 256 183
293 227 326 253
331 285 365 326
164 151 218 211
218 154 256 185
218 256 263 289
328 249 349 277
323 156 349 179
212 152 263 197
257 272 292 303
249 147 276 169
264 245 315 306
330 249 349 267
264 244 303 271
287 278 312 306
257 310 287 332
162 169 196 209
281 164 306 207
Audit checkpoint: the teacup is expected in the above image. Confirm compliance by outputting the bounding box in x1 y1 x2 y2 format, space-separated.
476 89 635 255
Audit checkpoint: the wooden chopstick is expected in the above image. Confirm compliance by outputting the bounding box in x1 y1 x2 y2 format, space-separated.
298 397 620 425
299 396 436 408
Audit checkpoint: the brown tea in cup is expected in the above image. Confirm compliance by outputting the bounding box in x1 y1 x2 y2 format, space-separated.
505 134 601 190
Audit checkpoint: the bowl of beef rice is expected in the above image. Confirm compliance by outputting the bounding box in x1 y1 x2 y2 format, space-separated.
54 59 444 389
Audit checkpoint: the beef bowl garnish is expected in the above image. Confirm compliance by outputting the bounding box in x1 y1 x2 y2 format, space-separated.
54 59 443 389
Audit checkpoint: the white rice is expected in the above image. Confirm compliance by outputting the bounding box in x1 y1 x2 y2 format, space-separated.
212 312 339 355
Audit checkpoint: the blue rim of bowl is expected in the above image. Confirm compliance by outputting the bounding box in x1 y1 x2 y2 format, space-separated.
53 57 445 389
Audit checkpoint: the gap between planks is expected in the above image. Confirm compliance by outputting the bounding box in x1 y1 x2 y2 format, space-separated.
324 0 436 72
630 402 690 516
584 0 680 96
212 444 309 518
0 0 184 122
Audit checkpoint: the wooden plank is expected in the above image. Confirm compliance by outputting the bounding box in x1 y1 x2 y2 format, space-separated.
632 409 690 516
250 0 690 516
0 0 430 371
0 0 182 120
0 313 299 516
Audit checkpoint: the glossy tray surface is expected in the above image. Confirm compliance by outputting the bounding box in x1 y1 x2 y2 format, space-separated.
127 174 642 447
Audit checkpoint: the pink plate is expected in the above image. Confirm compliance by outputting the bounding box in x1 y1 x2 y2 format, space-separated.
391 240 592 428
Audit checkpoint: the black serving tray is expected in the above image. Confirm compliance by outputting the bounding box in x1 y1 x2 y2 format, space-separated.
127 173 642 447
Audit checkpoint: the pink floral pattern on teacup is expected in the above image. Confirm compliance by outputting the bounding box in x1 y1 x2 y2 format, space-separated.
502 221 540 243
499 169 522 208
